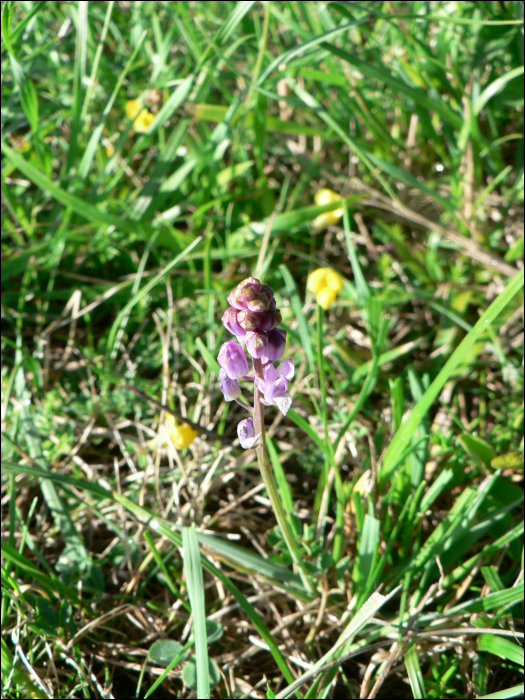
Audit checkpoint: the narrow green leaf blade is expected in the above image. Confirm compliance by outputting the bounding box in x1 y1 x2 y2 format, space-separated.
183 524 210 699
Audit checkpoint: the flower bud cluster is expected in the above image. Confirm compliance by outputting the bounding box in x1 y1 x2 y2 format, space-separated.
221 277 286 362
217 277 294 449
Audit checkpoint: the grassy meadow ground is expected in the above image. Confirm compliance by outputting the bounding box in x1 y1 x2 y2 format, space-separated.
1 1 524 698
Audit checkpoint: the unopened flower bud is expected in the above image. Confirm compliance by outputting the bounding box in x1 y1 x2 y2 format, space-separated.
257 309 282 332
237 310 260 332
245 330 268 359
218 368 241 401
237 417 259 449
227 287 248 310
227 278 274 312
222 308 245 337
217 341 249 380
262 328 286 362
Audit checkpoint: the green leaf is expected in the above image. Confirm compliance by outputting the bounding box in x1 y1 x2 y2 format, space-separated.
106 236 202 361
1 142 164 240
216 160 254 186
258 18 370 86
490 452 523 470
195 337 220 374
159 157 197 193
1 638 47 699
379 270 524 485
279 264 315 373
205 620 224 644
458 434 496 468
321 42 463 129
19 76 39 133
404 644 427 699
447 583 524 614
77 30 147 181
478 635 524 667
181 655 221 692
476 684 524 700
146 76 194 134
352 514 380 593
473 66 524 115
266 436 296 529
366 153 457 213
287 408 329 458
183 524 210 699
149 639 186 667
275 586 401 699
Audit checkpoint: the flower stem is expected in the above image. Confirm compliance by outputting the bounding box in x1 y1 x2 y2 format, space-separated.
252 358 317 596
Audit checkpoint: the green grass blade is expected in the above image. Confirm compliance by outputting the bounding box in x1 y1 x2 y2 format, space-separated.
352 513 380 595
478 635 524 667
286 408 330 457
476 685 524 700
258 18 370 86
275 586 402 698
183 524 210 700
146 76 194 134
379 270 524 485
106 236 202 361
1 142 164 239
266 435 295 526
446 584 524 615
77 30 147 182
279 264 315 373
320 41 463 129
404 644 427 699
473 66 524 116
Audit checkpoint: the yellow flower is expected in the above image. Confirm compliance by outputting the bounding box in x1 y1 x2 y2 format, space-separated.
312 188 344 229
104 142 115 157
147 414 198 451
307 267 344 309
125 99 154 133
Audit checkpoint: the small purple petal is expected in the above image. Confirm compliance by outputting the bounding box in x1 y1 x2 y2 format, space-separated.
277 358 294 380
255 362 290 405
218 368 241 401
245 330 268 359
263 363 279 384
274 392 292 416
217 340 249 380
237 417 260 449
254 376 266 395
273 376 289 396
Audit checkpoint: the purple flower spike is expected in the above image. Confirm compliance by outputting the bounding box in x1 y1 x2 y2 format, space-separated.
222 308 245 338
255 361 294 415
218 368 241 401
217 340 249 380
262 328 287 363
245 330 268 359
237 417 259 449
